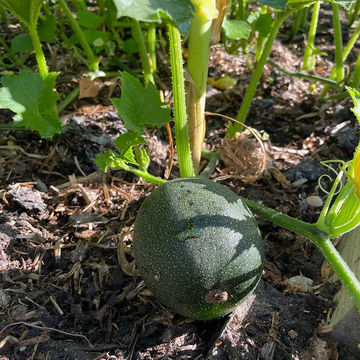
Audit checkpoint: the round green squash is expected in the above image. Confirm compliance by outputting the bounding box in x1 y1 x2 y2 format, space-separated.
133 177 264 320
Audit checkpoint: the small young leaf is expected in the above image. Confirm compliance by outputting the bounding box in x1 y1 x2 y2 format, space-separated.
11 34 34 54
223 18 251 40
0 70 62 138
114 131 146 165
95 150 125 171
347 87 360 124
76 10 106 29
112 72 170 132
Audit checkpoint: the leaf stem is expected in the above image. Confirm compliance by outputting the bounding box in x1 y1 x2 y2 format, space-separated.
242 197 360 312
321 20 360 96
0 5 7 24
28 23 48 76
332 4 344 83
148 22 157 75
57 87 79 113
58 0 98 71
264 57 337 86
167 23 195 178
302 1 320 71
199 149 219 178
120 163 166 185
131 19 154 84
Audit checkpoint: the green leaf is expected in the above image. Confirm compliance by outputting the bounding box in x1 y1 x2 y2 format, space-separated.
287 0 353 11
114 131 146 165
11 34 33 54
41 72 61 114
95 150 125 171
0 0 43 26
76 10 106 29
0 0 31 25
259 0 288 11
121 38 139 53
111 72 171 132
0 71 62 138
255 13 273 37
38 14 56 43
223 18 251 40
70 30 109 51
331 0 353 10
347 87 360 124
112 0 194 34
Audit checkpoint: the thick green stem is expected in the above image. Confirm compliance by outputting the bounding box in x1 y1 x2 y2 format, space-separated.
186 13 213 175
242 197 360 312
255 5 267 61
58 0 98 71
352 52 360 88
300 7 310 33
321 21 360 96
28 23 48 76
231 2 316 134
0 5 7 23
167 24 195 178
148 23 157 75
97 0 106 16
132 19 154 84
289 9 303 40
238 0 245 21
332 3 345 83
302 1 320 71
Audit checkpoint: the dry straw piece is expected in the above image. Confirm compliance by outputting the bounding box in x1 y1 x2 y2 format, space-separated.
205 112 266 180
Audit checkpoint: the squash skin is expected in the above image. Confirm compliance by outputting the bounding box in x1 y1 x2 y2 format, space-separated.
133 178 264 320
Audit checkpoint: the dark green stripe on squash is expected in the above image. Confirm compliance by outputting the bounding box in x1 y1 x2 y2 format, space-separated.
133 177 264 320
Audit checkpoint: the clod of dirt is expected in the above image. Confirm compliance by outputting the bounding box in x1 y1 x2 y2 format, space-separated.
8 185 46 214
330 121 358 150
284 158 323 182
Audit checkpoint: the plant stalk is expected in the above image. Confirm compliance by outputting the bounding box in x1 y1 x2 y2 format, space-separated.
148 22 157 75
167 23 195 178
302 1 320 70
186 12 213 175
132 19 154 84
28 23 48 76
242 197 360 312
321 21 360 95
332 3 345 83
58 0 98 72
352 51 360 88
0 5 7 23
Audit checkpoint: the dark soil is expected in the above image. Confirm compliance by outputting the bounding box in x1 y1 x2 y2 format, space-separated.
1 4 360 360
